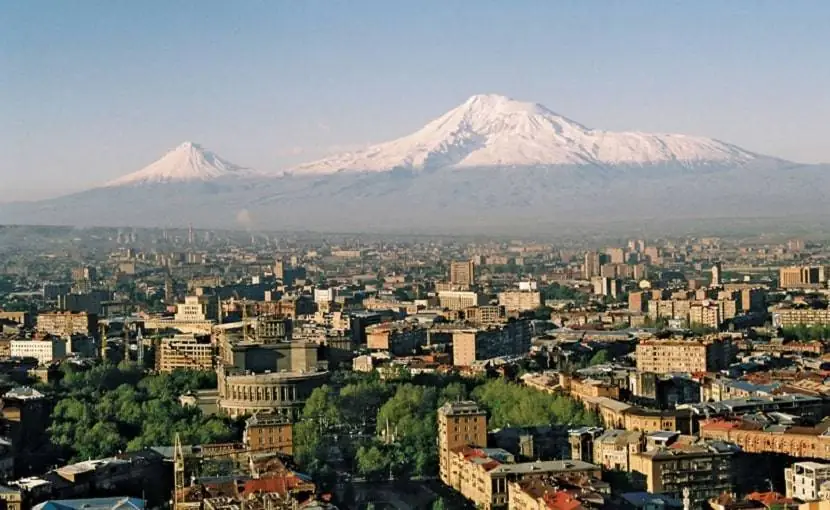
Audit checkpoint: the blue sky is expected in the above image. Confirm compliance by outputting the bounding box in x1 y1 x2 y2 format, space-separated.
2 1 829 199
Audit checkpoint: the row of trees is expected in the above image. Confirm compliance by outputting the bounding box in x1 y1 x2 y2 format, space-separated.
293 371 599 487
781 324 830 341
48 363 236 461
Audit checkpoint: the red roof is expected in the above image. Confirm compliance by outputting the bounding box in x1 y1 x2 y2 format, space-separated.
241 474 310 497
543 490 584 510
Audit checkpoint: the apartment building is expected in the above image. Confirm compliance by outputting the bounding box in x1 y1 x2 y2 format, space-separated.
463 306 507 325
175 295 218 321
629 441 739 507
438 401 488 486
451 320 531 366
36 311 97 338
635 337 735 374
700 419 830 460
591 429 644 472
498 291 541 312
155 334 214 372
772 308 830 328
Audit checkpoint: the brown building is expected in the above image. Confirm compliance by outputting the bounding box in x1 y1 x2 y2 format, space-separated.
438 401 488 486
700 419 830 460
629 441 739 507
636 337 735 374
450 320 531 367
243 413 293 455
365 321 427 355
498 291 542 312
629 292 648 313
450 260 476 289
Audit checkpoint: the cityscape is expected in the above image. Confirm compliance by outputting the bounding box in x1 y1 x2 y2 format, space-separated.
3 2 830 510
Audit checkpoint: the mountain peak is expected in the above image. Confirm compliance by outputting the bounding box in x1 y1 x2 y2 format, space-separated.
105 142 254 187
291 94 760 175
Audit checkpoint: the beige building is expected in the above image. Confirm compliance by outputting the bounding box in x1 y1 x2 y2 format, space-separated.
449 260 476 289
772 308 830 328
438 290 485 311
36 311 97 337
689 302 721 329
780 266 822 289
591 429 644 472
635 337 735 374
786 461 830 501
498 291 541 312
175 295 218 321
156 334 214 372
438 401 488 486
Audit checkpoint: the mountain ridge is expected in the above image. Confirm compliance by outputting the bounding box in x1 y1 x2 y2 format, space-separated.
290 93 767 175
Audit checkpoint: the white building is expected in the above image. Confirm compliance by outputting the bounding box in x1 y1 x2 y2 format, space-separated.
314 288 337 304
786 461 830 501
175 295 217 321
10 338 68 365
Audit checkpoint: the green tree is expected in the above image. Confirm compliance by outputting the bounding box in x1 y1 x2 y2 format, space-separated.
589 349 611 366
356 445 389 481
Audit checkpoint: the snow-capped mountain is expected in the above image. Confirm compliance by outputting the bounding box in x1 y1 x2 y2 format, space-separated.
292 94 761 174
105 141 256 186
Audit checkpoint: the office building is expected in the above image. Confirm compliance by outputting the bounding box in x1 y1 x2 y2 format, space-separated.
10 338 68 365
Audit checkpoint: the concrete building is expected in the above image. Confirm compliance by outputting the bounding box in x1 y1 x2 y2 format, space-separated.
591 429 644 472
449 260 475 289
635 337 735 374
498 291 542 312
689 302 721 329
772 308 830 328
155 334 214 373
10 338 68 365
36 311 97 338
451 320 531 366
583 252 602 280
785 462 830 501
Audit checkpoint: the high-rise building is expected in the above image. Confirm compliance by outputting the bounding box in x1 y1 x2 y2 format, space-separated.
438 401 488 485
711 262 722 287
583 252 601 279
605 247 625 264
449 260 475 289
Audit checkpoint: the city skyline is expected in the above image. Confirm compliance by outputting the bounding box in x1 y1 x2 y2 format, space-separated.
3 1 830 200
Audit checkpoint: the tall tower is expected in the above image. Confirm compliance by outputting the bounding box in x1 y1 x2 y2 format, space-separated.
173 433 185 510
583 252 600 279
188 224 194 245
437 401 487 488
711 262 722 287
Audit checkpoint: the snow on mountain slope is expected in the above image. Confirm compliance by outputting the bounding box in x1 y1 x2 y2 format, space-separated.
291 94 761 174
105 142 256 186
